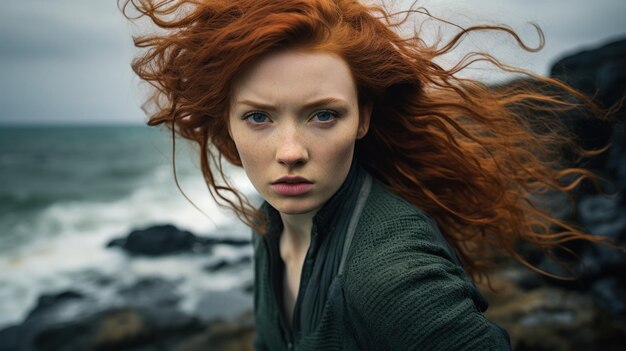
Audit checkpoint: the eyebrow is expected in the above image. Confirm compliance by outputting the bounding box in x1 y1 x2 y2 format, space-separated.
236 97 349 111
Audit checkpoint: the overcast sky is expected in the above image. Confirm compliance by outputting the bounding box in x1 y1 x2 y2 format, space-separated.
0 0 625 125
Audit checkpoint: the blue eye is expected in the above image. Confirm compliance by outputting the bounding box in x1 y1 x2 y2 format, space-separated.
313 110 338 122
244 112 269 124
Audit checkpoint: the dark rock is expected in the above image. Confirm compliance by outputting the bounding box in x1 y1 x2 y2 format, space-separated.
0 276 203 351
484 286 626 351
117 277 182 309
197 237 251 247
106 237 126 249
107 224 252 256
194 290 253 324
0 325 21 351
204 256 252 273
607 120 626 189
578 194 626 239
550 39 626 170
242 281 254 295
28 291 85 319
175 310 255 351
551 39 626 107
108 224 199 256
591 277 626 324
0 290 100 351
33 306 203 351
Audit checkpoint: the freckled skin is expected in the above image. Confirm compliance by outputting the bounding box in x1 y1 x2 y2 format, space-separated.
228 50 370 217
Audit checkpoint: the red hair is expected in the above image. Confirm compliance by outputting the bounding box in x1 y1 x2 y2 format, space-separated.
120 0 616 281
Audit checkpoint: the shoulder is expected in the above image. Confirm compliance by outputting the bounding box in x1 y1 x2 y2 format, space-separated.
340 180 510 349
344 179 474 304
352 179 460 265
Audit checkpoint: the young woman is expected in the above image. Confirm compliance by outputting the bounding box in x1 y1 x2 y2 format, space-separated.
121 0 612 349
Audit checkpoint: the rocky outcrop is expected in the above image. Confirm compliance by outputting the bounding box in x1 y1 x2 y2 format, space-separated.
479 37 626 349
107 224 250 256
0 277 253 351
479 272 626 351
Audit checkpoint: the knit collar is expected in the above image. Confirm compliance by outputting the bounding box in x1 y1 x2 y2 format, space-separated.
261 157 363 244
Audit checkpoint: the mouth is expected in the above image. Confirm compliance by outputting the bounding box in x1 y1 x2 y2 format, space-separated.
271 176 313 185
270 176 313 196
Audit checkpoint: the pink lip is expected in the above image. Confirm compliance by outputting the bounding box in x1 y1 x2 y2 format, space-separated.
271 176 313 196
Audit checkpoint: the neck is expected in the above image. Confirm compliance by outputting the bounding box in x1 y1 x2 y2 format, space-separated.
279 212 315 259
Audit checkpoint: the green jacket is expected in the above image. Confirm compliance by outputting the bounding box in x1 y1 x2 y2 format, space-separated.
252 162 511 350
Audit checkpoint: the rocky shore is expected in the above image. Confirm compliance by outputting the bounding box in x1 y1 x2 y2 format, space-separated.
1 38 625 351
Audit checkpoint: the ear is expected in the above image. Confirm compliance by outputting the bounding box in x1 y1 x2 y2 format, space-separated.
356 103 372 139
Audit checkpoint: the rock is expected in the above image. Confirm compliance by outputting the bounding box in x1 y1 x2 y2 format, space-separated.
27 291 85 319
204 256 252 273
551 39 626 108
117 277 182 309
107 224 252 256
0 325 21 351
194 290 253 324
484 286 626 351
0 276 199 351
175 310 255 351
578 194 626 239
33 306 203 351
197 237 251 248
550 39 626 171
607 120 626 190
108 224 199 256
0 290 101 351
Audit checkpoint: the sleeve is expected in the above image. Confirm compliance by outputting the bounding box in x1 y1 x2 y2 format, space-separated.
343 215 511 351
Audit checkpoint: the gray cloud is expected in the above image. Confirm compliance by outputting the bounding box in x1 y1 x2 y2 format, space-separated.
0 1 132 60
0 0 142 124
1 0 625 124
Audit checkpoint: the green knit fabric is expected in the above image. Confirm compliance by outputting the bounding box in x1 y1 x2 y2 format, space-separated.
252 168 511 351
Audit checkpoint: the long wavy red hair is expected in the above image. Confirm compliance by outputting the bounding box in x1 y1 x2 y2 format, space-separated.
120 0 616 281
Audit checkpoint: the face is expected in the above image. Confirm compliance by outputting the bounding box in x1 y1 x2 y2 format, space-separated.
229 49 370 217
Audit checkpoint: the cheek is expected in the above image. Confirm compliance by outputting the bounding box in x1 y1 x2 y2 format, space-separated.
316 134 358 168
232 136 268 180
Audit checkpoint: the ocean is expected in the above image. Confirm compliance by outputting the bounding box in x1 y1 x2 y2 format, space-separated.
0 125 256 328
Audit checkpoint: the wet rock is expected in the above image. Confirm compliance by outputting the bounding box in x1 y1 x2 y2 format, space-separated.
578 194 626 239
204 256 252 273
107 224 199 256
0 276 198 351
27 291 86 319
33 306 202 351
484 286 626 351
551 39 626 108
0 274 259 351
117 277 182 309
550 38 626 168
0 290 101 351
107 224 251 256
175 311 255 351
194 290 253 324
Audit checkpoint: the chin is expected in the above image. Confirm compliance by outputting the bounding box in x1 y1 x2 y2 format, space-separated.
271 200 322 216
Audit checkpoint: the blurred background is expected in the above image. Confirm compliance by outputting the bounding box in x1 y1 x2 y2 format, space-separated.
0 1 625 350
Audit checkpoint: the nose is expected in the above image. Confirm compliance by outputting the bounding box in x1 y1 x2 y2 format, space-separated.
275 124 309 168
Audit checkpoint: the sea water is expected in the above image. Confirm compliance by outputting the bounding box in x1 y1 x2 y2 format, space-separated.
0 125 256 328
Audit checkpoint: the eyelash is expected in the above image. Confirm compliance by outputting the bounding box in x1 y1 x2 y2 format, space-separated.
242 111 269 124
311 110 339 123
241 109 341 125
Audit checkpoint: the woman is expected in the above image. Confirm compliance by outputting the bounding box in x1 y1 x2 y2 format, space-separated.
121 0 613 349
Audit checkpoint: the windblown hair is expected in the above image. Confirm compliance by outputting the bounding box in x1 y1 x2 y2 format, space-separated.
120 0 614 281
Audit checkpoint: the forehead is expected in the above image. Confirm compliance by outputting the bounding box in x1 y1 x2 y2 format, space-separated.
231 50 357 105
